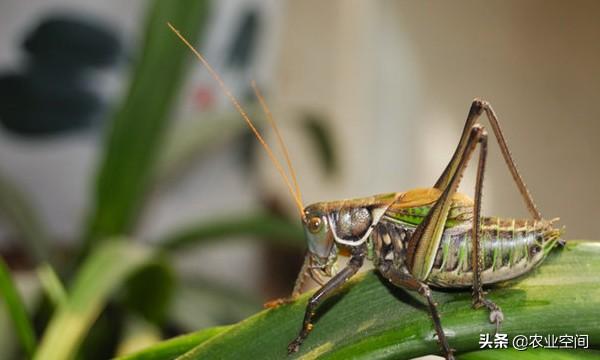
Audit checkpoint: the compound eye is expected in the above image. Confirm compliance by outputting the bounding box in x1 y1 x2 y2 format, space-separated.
307 216 322 234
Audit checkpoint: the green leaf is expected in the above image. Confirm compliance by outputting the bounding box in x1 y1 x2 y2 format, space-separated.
36 263 67 307
159 213 305 251
115 326 230 360
157 241 599 359
169 276 261 331
0 172 49 263
120 258 175 325
154 107 259 187
461 348 600 360
34 240 156 360
115 315 162 357
0 256 36 357
84 0 210 249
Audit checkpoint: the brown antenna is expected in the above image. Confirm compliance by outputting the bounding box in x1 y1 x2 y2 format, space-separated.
251 81 303 207
167 22 305 217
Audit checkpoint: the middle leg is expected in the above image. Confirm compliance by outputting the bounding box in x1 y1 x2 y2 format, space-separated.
378 262 455 360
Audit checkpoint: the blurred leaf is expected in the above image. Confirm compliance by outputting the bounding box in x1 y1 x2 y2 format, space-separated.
121 258 175 325
0 172 49 263
159 213 305 251
34 240 155 360
154 107 259 187
302 113 337 176
77 302 124 360
0 298 20 358
144 241 599 359
115 315 162 357
36 263 67 307
84 0 210 250
0 256 36 357
116 326 230 360
461 348 600 359
170 275 261 331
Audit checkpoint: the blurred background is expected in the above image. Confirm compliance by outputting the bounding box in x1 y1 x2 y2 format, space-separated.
0 0 598 359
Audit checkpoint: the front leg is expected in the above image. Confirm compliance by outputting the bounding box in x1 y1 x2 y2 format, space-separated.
287 246 366 354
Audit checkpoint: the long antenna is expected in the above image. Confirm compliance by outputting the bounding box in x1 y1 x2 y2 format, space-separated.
251 81 303 206
167 22 305 217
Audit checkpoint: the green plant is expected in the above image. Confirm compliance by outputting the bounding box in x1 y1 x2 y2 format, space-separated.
1 1 595 360
0 0 335 359
119 241 600 359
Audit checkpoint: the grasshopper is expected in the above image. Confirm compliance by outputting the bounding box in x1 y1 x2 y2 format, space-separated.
169 24 563 360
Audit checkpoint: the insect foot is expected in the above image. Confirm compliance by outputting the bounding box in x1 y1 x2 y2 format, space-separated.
287 338 303 354
264 296 295 309
478 298 504 333
489 308 504 333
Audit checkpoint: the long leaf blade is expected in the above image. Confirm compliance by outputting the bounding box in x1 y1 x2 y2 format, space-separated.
36 263 67 307
116 326 230 360
171 241 599 359
159 213 305 251
0 256 36 357
461 348 600 360
84 0 210 249
0 172 49 263
34 240 154 360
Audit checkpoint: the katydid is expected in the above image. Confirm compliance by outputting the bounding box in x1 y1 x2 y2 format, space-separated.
168 24 563 360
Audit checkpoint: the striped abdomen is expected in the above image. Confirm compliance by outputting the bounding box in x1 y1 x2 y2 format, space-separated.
426 217 561 287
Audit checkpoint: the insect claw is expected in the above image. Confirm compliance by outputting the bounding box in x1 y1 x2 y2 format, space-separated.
558 238 567 247
489 308 504 333
446 348 457 360
287 339 302 354
264 300 280 309
264 296 295 308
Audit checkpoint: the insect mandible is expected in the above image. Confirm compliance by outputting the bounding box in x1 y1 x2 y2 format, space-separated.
168 23 563 360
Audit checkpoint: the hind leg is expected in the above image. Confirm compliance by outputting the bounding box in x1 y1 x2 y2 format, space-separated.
409 124 503 332
435 99 542 221
469 127 503 330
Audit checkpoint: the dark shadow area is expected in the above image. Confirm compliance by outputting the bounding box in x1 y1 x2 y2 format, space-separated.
0 13 121 137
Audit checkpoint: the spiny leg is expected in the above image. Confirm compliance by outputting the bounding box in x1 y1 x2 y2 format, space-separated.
406 125 502 355
403 125 485 359
287 246 366 354
407 125 484 280
378 263 455 360
434 100 484 191
470 129 504 330
435 99 541 220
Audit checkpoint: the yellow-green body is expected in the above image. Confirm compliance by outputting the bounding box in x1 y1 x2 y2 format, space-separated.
305 188 561 288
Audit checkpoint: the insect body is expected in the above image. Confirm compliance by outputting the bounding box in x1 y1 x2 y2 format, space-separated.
306 188 560 292
168 24 563 360
290 105 564 359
